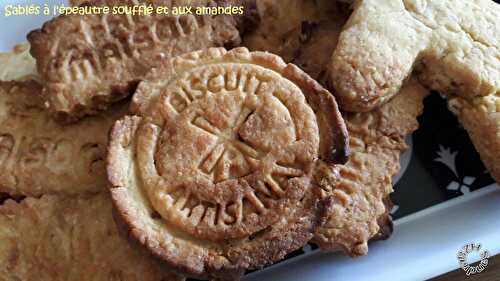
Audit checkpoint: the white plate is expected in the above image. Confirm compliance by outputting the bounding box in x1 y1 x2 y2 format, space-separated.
1 1 499 280
246 184 500 281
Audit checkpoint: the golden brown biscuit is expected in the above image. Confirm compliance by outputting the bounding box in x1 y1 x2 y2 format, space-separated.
0 43 37 81
243 0 349 65
329 0 500 183
0 192 184 281
0 80 126 197
314 78 429 255
243 0 411 254
107 47 348 279
448 95 500 183
28 0 241 122
330 0 499 112
290 11 350 84
242 0 320 61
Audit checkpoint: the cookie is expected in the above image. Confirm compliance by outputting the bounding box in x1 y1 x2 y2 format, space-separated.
243 0 412 254
329 0 500 182
291 20 346 83
107 47 348 279
28 0 241 122
314 78 429 255
243 0 349 66
0 80 126 197
242 0 320 62
0 192 184 281
0 43 37 81
448 95 500 183
330 0 499 112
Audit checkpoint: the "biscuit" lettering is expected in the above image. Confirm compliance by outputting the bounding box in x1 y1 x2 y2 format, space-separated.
0 134 101 175
167 69 270 115
57 14 204 85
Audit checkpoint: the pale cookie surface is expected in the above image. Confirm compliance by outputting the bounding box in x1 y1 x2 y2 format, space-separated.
107 47 348 279
28 0 240 122
330 0 500 112
243 0 407 255
0 43 37 81
0 193 184 281
0 80 126 197
314 78 429 255
449 94 500 183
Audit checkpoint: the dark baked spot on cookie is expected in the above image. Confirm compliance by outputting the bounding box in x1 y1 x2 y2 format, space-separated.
150 211 162 220
299 21 318 44
248 225 272 241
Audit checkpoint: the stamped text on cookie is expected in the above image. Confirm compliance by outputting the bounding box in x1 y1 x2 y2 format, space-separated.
107 48 349 278
28 0 240 121
0 81 121 196
130 63 319 240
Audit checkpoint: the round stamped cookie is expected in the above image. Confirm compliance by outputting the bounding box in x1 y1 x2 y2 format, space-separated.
107 47 348 280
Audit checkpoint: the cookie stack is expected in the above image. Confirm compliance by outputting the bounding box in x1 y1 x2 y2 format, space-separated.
0 0 498 280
